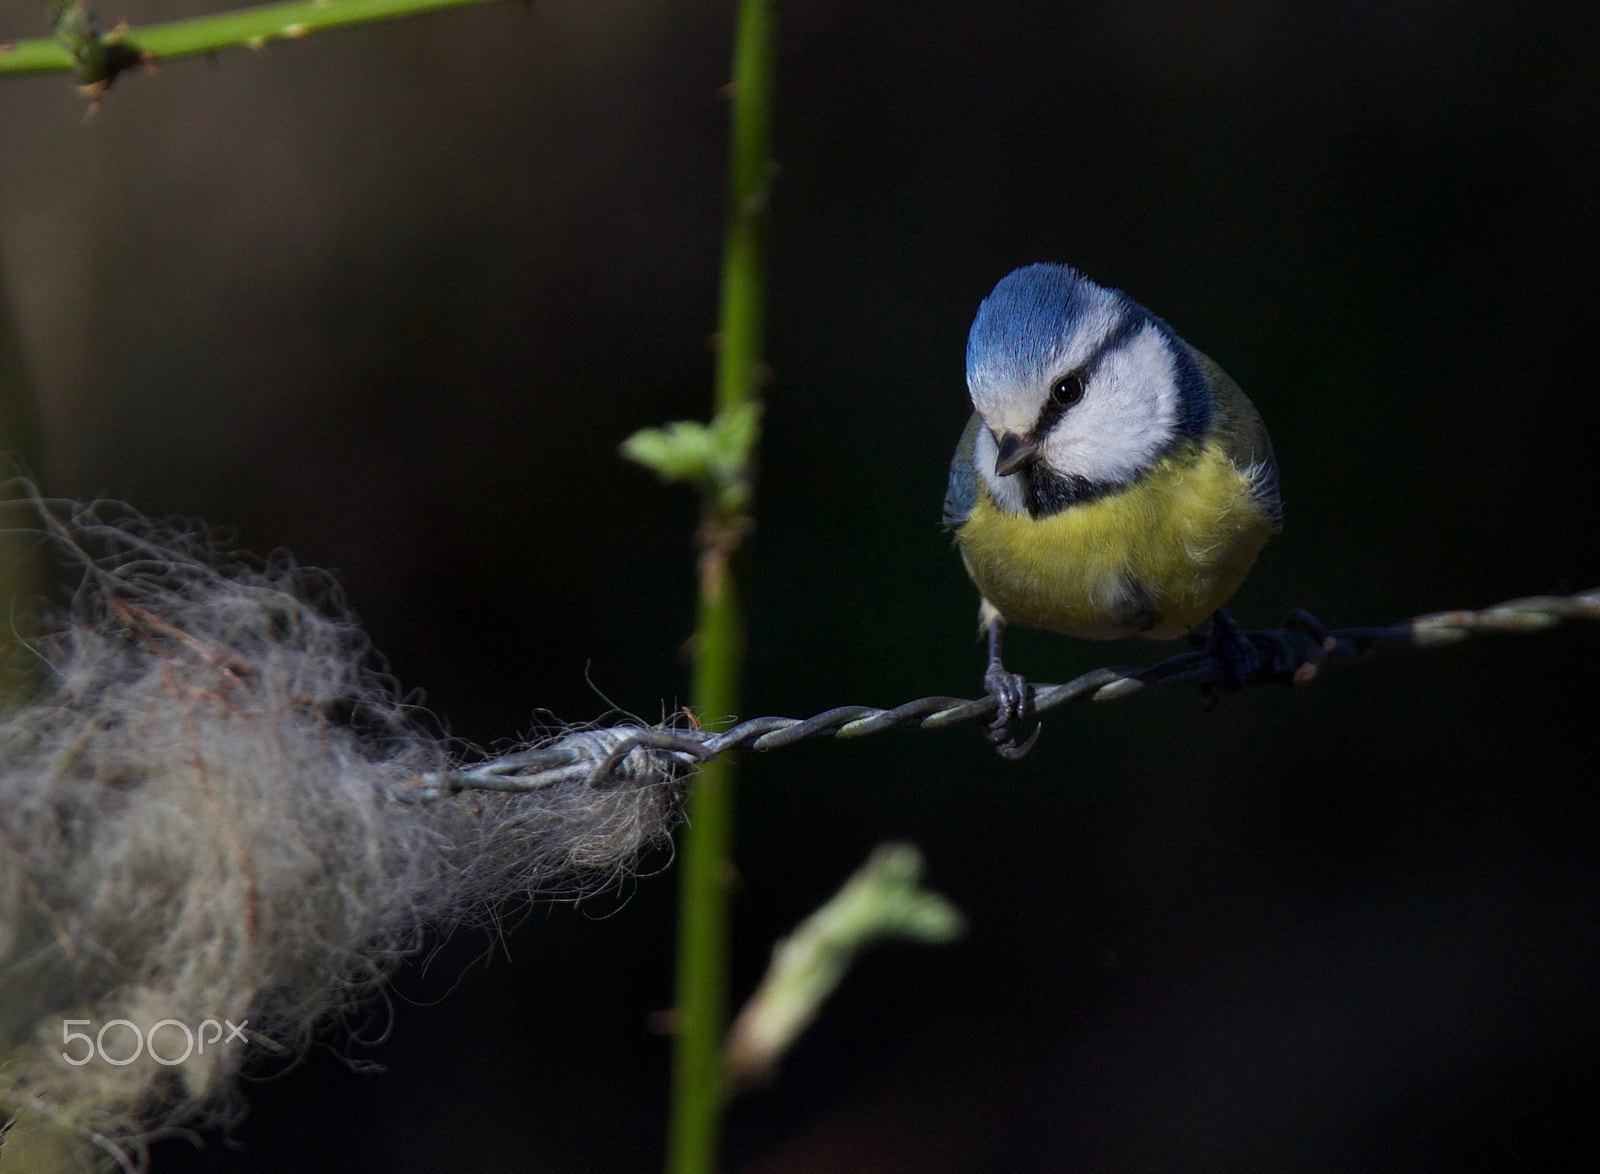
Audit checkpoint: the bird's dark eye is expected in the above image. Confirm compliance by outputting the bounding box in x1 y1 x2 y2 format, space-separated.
1050 373 1086 407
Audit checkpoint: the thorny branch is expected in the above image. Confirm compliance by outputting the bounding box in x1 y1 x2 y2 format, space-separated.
0 0 507 90
399 587 1600 801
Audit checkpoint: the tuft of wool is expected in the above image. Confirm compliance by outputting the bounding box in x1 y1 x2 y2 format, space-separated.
0 502 683 1157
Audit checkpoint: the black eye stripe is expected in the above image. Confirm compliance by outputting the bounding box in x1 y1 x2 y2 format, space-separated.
1033 370 1086 434
1031 314 1147 436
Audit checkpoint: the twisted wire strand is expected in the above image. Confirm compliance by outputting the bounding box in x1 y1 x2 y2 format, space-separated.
399 588 1600 801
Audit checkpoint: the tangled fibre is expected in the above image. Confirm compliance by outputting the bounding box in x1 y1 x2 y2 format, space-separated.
0 501 684 1163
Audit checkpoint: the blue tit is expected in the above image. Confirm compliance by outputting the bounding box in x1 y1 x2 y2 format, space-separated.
942 263 1283 756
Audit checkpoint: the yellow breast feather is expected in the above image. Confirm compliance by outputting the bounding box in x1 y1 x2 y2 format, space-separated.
955 440 1276 639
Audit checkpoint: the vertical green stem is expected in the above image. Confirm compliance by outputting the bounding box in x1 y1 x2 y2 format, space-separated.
0 258 79 1174
666 0 775 1171
0 246 45 705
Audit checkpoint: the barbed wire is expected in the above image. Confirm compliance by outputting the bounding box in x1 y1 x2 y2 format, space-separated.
395 588 1600 802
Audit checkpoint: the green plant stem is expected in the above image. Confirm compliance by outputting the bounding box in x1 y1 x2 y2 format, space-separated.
0 0 505 78
0 248 71 1174
0 247 46 707
666 0 775 1170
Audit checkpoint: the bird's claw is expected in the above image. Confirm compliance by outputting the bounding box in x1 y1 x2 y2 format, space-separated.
984 663 1040 758
1204 608 1269 691
993 723 1042 760
1281 607 1335 648
1198 606 1335 698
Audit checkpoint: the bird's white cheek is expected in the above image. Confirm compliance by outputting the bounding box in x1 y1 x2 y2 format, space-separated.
1045 327 1181 484
1047 412 1168 485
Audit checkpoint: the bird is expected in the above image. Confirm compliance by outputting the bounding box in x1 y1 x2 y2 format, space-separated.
942 263 1284 756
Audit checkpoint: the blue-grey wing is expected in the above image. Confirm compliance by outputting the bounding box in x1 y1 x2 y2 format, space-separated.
942 412 983 530
1194 349 1285 535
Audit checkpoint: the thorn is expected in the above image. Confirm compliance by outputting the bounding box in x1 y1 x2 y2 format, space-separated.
78 80 108 119
717 81 738 100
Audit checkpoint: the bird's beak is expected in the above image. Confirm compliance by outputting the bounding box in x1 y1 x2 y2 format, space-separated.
993 432 1043 477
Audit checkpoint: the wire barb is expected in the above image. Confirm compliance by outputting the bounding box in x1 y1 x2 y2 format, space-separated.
405 588 1600 799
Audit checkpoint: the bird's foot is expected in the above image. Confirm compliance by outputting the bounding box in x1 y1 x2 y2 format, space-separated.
983 661 1041 759
1205 608 1267 691
1280 608 1335 648
1142 607 1362 699
1200 606 1336 697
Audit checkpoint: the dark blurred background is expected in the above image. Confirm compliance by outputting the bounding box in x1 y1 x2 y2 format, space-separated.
3 0 1599 1168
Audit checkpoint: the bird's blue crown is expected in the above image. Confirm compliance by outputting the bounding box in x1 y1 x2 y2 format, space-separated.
966 263 1212 439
